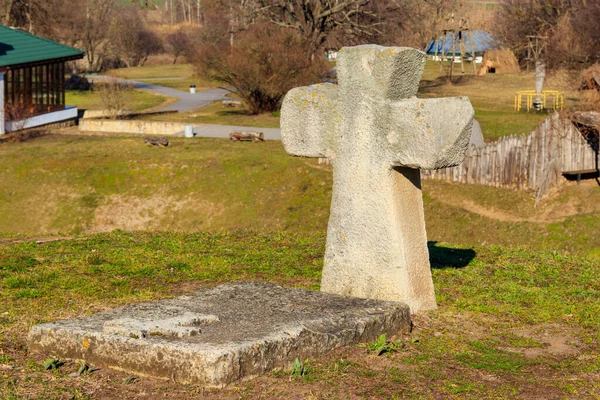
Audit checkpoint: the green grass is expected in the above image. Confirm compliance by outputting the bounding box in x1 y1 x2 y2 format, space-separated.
1 135 599 258
143 100 281 128
65 89 169 111
0 135 331 235
0 233 599 398
423 181 600 260
0 132 598 397
107 64 220 92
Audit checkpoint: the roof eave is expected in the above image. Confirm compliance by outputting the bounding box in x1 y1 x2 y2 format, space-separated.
0 53 85 71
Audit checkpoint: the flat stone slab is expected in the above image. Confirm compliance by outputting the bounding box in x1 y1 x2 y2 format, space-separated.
28 282 410 386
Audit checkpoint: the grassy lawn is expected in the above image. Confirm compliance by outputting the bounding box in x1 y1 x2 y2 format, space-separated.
0 135 331 235
0 134 599 398
418 60 582 141
143 100 281 128
100 61 586 140
66 89 169 111
0 232 599 398
0 134 598 257
107 64 220 92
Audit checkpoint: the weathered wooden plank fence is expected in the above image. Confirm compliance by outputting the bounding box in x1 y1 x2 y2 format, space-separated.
422 113 599 201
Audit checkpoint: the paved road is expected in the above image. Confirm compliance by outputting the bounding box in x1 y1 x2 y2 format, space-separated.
89 75 281 140
89 75 229 113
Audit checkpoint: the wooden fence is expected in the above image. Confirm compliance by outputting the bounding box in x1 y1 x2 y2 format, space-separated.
422 113 599 200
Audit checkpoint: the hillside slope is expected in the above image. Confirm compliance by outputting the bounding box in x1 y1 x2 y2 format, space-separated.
0 134 598 257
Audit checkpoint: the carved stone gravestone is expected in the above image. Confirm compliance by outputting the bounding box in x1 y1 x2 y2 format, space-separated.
28 282 409 385
281 45 474 312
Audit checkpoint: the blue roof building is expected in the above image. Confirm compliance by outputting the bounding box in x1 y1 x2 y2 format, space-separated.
425 30 498 56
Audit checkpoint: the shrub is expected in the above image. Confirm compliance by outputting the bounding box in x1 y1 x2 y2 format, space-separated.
96 78 134 119
165 30 192 64
65 74 92 91
4 100 32 140
194 24 327 114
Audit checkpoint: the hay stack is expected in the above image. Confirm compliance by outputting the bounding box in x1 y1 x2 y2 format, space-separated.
579 64 600 91
477 50 520 75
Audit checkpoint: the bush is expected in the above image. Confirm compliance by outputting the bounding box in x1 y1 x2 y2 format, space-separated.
65 74 92 91
96 78 134 118
194 24 327 114
165 30 192 64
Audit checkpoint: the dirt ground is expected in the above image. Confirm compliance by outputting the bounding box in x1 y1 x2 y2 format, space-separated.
3 310 595 400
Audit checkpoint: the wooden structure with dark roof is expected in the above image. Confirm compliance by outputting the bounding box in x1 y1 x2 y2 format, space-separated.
0 25 84 133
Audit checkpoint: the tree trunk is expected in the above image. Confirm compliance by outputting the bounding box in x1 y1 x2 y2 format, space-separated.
197 0 201 24
4 0 14 25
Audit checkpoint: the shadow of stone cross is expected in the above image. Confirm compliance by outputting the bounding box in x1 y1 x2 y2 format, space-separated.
281 45 474 313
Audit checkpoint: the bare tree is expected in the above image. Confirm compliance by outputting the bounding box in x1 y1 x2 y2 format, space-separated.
256 0 384 55
383 0 462 48
0 0 114 72
81 0 114 71
493 0 599 69
194 23 327 114
166 30 192 64
163 0 206 24
1 0 30 29
109 9 163 68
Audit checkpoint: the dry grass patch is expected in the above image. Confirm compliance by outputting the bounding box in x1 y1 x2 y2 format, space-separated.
418 61 584 141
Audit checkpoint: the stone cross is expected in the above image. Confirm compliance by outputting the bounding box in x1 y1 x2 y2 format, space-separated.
280 45 474 312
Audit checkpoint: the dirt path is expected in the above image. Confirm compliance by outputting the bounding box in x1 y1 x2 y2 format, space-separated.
427 180 600 223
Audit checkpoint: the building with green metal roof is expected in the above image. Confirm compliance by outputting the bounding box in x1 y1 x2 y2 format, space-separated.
0 24 84 134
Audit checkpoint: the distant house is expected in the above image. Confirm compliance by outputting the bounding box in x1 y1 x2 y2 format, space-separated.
425 30 498 63
579 65 600 91
0 25 84 134
325 48 338 61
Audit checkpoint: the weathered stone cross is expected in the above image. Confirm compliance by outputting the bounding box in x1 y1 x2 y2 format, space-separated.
281 45 474 312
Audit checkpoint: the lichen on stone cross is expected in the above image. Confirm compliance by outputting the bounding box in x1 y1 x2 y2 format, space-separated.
280 45 474 313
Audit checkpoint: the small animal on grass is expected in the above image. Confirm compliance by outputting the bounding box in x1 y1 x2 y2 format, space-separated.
229 131 264 142
144 137 169 147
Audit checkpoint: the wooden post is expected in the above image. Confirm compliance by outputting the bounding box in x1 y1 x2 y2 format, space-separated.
439 35 445 74
54 63 59 106
46 64 50 111
39 65 43 111
468 28 477 74
15 68 20 109
60 62 65 108
458 30 465 75
24 66 31 112
434 35 440 70
0 71 5 134
450 31 456 82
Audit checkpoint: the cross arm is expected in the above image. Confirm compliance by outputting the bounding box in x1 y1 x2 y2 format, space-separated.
280 83 338 159
385 97 474 169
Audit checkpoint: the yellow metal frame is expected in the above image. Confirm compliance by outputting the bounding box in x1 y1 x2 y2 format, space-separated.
514 90 564 112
